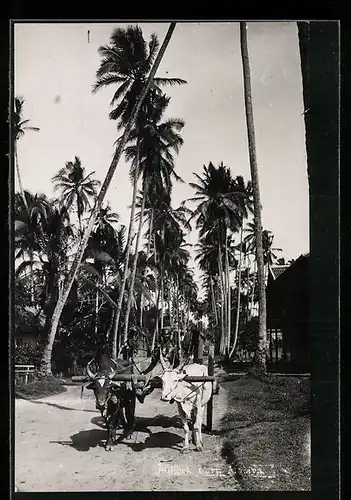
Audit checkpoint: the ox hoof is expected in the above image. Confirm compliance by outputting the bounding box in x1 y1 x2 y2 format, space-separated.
126 434 133 440
195 445 203 452
105 445 114 452
181 447 189 454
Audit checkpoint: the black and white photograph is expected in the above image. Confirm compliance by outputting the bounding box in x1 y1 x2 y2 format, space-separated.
12 20 335 492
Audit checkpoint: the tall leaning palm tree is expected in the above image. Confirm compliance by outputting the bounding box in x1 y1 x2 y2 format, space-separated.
52 156 100 236
240 22 267 372
13 97 40 207
93 25 186 359
39 23 178 375
92 25 186 125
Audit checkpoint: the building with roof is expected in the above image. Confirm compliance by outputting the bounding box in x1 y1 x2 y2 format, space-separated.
266 254 309 372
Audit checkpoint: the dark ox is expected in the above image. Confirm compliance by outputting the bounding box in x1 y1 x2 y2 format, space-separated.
85 358 137 451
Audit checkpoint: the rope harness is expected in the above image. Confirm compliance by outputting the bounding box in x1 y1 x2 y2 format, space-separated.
179 381 206 403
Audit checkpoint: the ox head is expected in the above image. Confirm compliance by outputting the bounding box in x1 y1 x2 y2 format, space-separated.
85 358 118 414
159 349 190 402
160 368 187 402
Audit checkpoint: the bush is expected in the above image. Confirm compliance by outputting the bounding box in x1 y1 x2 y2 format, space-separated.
15 377 66 400
15 342 43 368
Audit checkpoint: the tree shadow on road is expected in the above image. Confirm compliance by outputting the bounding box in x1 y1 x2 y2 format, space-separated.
22 399 96 413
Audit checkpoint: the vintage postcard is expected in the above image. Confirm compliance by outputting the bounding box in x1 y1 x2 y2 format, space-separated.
11 20 339 494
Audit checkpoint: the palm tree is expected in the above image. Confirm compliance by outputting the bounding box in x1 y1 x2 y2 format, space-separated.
93 25 186 360
52 156 100 235
136 186 188 331
196 240 220 333
149 205 191 351
119 92 185 346
13 97 40 207
186 162 248 354
240 22 267 372
229 178 253 356
95 203 119 228
195 229 237 354
15 191 50 305
92 25 186 127
16 198 76 347
39 22 177 374
81 217 124 339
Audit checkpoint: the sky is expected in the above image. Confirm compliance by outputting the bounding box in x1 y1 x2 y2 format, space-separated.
14 21 309 288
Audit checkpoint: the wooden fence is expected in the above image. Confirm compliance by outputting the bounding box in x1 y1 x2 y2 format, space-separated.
15 365 35 384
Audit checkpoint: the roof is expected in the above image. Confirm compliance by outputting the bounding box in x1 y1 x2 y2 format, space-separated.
266 254 309 324
270 265 290 280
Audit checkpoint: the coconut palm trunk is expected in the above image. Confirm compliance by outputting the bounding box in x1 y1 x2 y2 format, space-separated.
240 21 267 372
107 309 115 342
168 290 173 328
14 144 28 210
151 264 163 351
217 242 226 355
39 23 177 375
113 143 141 357
122 182 147 343
225 232 231 353
160 275 164 329
245 251 250 322
94 287 99 336
29 250 35 305
176 274 181 359
230 220 243 357
77 197 83 237
186 299 191 330
209 273 218 327
140 208 154 328
250 258 257 318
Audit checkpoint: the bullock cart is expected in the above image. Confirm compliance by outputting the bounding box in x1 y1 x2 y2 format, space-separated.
71 340 218 431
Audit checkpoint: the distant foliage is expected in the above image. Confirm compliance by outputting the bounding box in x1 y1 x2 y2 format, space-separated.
238 317 259 353
15 341 43 368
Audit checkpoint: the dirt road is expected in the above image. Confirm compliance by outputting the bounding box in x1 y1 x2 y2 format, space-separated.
15 380 240 492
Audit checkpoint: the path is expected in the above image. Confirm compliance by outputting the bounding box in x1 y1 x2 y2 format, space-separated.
15 377 240 492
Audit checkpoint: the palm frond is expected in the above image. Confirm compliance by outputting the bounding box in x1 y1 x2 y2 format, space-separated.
154 77 187 86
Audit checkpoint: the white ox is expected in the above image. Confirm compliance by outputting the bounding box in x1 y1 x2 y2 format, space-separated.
160 362 213 453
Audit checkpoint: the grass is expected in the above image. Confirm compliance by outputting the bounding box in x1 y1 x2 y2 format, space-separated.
220 374 311 491
15 376 67 400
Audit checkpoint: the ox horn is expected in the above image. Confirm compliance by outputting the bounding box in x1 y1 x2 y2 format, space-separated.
86 359 97 380
108 358 118 380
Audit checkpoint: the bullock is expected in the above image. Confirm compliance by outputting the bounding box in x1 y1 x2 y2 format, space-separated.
160 352 213 453
85 358 138 451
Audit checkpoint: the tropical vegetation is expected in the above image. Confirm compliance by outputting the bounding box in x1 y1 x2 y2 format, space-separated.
14 23 290 376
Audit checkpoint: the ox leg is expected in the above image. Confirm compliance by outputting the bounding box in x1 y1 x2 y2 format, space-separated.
193 405 204 451
105 410 119 451
117 406 126 428
177 403 190 454
123 392 136 440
